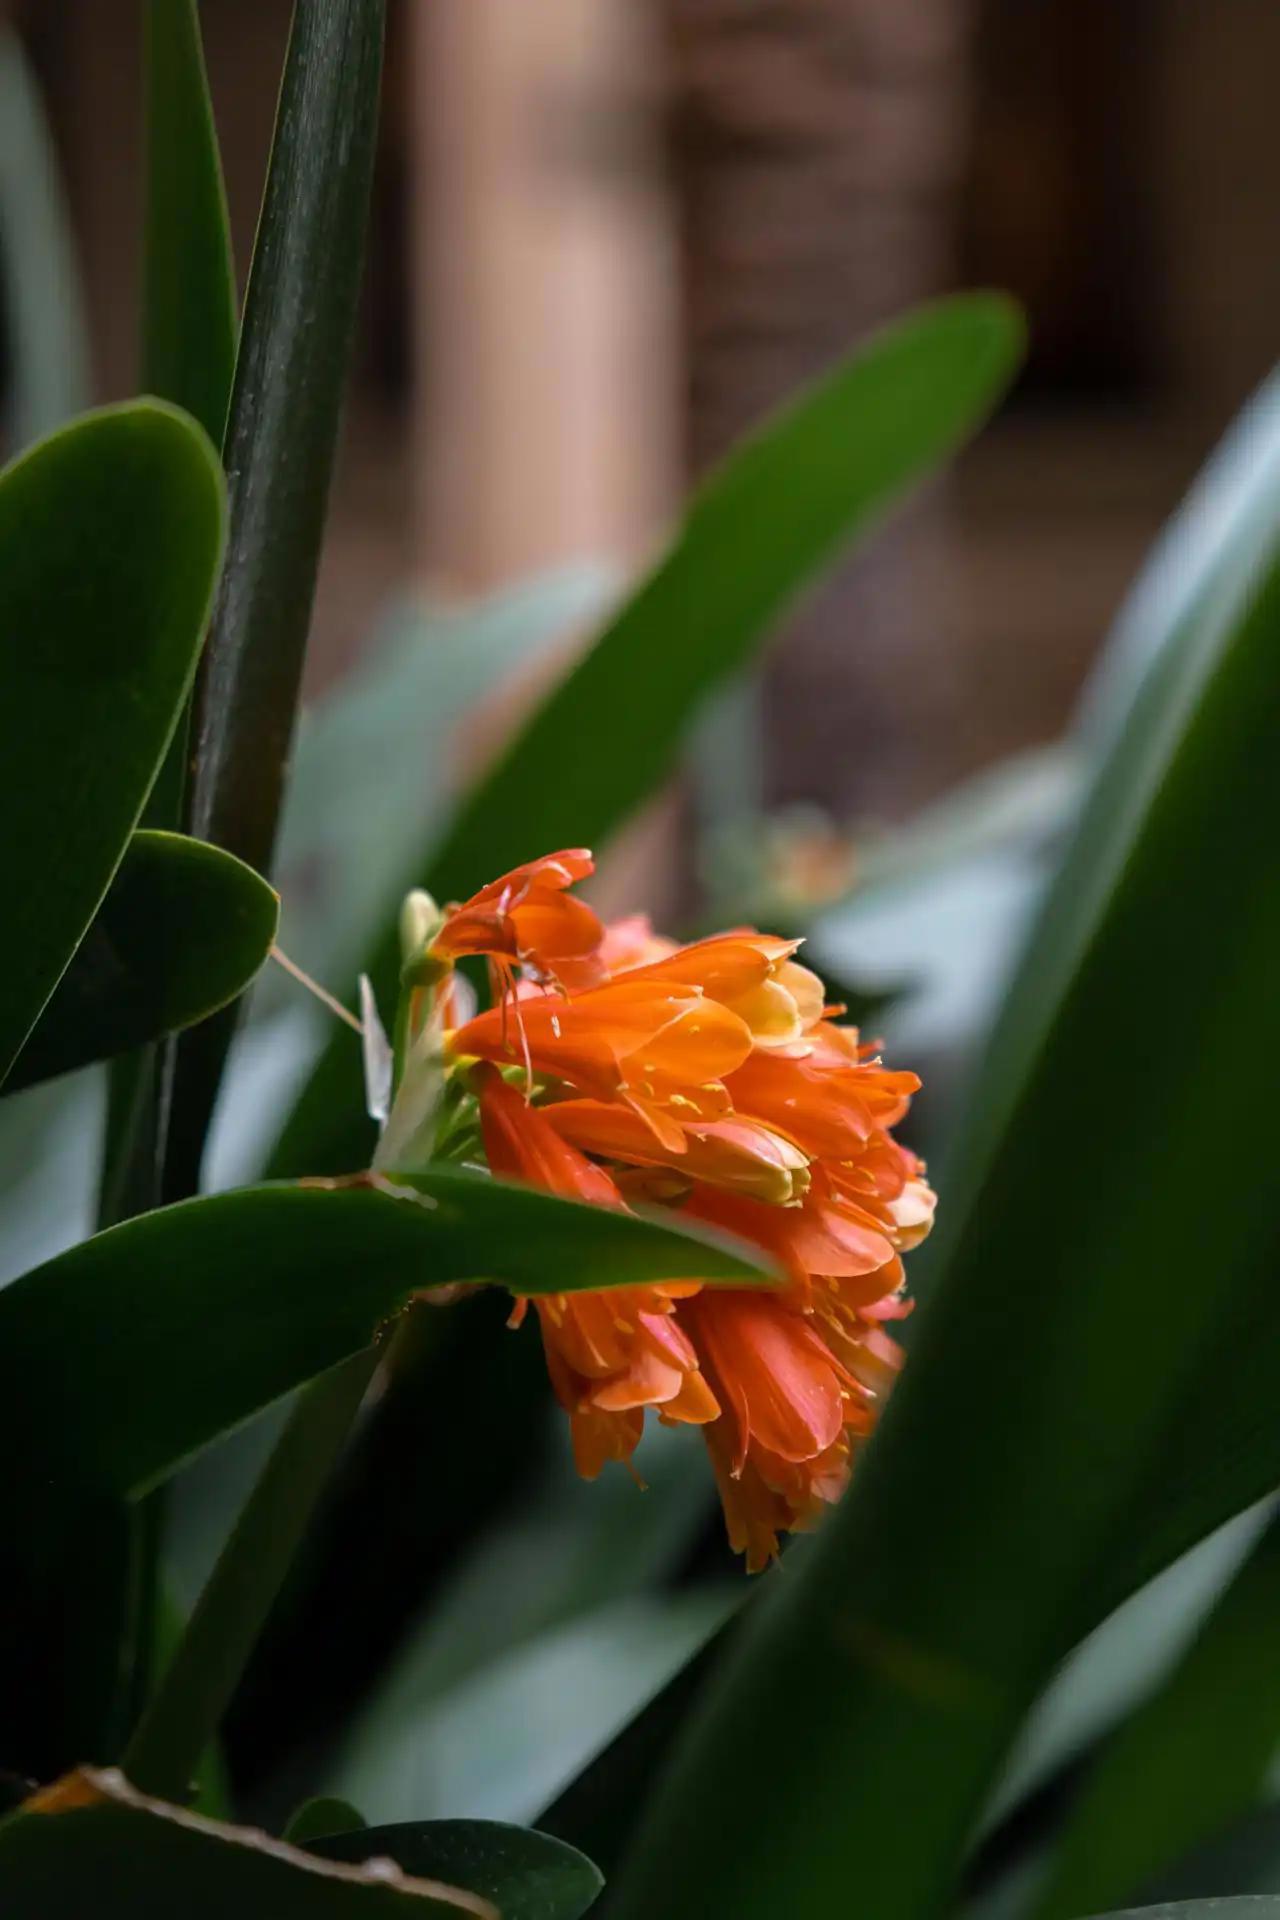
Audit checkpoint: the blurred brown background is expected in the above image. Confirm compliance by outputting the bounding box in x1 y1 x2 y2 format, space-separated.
8 0 1280 820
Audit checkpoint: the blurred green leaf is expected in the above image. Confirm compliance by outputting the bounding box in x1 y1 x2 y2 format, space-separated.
285 1799 368 1847
1032 1514 1280 1920
1082 1908 1280 1919
269 293 1025 1179
337 1594 734 1830
0 24 89 446
0 1170 767 1510
1078 362 1280 756
1131 1802 1280 1905
0 1769 493 1917
536 1619 735 1882
163 0 385 1199
5 831 276 1095
0 401 225 1090
602 475 1280 1911
982 1508 1270 1839
336 1422 721 1821
312 1821 603 1920
267 571 613 1016
142 0 236 447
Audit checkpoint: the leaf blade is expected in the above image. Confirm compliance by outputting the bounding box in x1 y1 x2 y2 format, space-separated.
6 831 277 1094
269 294 1025 1180
0 1170 769 1507
142 0 237 446
602 458 1280 1915
312 1821 603 1920
0 401 225 1088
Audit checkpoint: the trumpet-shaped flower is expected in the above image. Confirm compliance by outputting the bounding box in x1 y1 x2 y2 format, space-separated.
375 846 934 1567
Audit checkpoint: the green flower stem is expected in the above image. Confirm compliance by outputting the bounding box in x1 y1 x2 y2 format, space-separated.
121 1345 381 1803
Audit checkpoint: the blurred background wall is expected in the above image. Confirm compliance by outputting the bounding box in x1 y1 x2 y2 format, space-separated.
5 0 1280 829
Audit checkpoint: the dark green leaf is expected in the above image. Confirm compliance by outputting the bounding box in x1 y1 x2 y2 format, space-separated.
0 1769 493 1917
536 1620 735 1881
601 484 1280 1912
336 1593 733 1834
0 24 90 446
1033 1514 1280 1920
142 0 236 446
0 401 225 1089
313 1821 603 1920
163 0 385 1198
0 1169 768 1508
336 1429 728 1826
268 293 1024 1179
5 831 277 1094
285 1799 368 1847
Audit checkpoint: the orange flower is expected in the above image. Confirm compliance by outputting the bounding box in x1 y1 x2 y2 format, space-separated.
614 932 826 1048
432 849 606 992
476 1067 719 1477
545 1099 812 1205
453 978 754 1118
394 850 935 1568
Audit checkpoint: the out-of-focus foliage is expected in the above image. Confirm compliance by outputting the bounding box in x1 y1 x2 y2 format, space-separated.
8 4 1280 1916
0 25 89 449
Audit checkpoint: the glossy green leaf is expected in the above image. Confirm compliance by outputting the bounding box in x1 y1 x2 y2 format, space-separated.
269 293 1024 1179
142 0 236 447
5 831 276 1094
313 1821 603 1920
603 481 1280 1911
0 1170 767 1509
164 0 385 1199
285 1800 369 1848
0 401 225 1089
0 1770 493 1918
1033 1514 1280 1920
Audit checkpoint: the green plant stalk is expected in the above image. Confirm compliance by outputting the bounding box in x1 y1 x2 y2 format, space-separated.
122 1346 380 1802
160 0 386 1203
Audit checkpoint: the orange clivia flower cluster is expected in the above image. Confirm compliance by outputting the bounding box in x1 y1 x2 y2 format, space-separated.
427 849 934 1569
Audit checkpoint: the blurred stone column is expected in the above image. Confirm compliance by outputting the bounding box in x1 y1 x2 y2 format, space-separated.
412 0 678 589
410 0 682 916
665 0 975 817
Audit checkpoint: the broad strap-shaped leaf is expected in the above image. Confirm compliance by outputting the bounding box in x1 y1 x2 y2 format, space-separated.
0 402 225 1088
1032 1514 1280 1920
313 1822 603 1920
337 1428 721 1843
268 294 1025 1180
5 831 277 1095
601 498 1280 1910
163 0 386 1199
0 1170 768 1509
0 1769 492 1917
536 1621 736 1881
142 0 237 449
